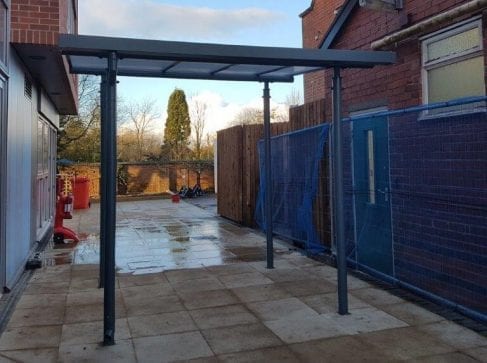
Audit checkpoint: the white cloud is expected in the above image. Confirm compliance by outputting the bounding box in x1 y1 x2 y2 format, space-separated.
79 0 284 42
187 91 288 135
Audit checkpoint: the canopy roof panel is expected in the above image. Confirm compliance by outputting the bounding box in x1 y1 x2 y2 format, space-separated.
60 34 395 82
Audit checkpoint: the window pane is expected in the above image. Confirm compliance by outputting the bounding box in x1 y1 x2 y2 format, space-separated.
37 121 43 174
427 27 480 62
428 56 485 103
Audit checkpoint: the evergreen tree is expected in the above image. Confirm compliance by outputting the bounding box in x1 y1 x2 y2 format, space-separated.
163 89 191 160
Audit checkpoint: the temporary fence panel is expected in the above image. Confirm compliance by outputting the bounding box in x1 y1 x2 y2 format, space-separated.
255 124 330 253
256 96 486 322
343 98 487 321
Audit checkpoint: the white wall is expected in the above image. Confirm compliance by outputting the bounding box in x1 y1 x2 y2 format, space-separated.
5 50 37 288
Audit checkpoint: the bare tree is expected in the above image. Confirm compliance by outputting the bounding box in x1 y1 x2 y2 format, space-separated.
58 75 100 155
126 99 160 161
230 107 263 126
189 97 207 160
285 87 303 107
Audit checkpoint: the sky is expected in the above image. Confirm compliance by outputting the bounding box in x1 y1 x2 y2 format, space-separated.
78 0 311 135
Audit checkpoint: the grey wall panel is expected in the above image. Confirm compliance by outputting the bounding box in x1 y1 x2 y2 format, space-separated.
5 50 35 287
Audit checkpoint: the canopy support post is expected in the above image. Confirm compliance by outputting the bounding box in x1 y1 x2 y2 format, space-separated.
99 74 107 289
102 52 118 346
332 66 349 315
263 81 274 269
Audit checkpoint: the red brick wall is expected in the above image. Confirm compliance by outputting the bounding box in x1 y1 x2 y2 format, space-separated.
302 0 487 113
302 0 346 102
11 0 77 45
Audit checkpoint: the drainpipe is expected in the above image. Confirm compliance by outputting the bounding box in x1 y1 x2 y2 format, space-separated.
371 0 487 49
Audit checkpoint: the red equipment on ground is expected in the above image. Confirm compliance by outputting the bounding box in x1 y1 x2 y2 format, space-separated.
54 176 79 243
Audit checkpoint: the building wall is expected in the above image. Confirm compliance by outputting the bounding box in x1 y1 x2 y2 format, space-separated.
302 1 487 112
5 50 36 287
302 0 345 102
301 0 487 317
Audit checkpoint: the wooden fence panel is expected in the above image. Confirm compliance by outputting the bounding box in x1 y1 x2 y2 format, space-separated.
217 126 243 223
217 98 327 239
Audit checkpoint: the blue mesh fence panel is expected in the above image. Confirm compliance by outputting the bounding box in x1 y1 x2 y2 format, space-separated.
255 124 330 253
255 96 486 321
343 97 487 320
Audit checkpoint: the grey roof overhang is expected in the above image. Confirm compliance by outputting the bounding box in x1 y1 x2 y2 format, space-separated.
59 34 395 82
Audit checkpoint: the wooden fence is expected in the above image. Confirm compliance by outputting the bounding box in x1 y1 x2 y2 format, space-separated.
216 99 332 247
64 161 214 200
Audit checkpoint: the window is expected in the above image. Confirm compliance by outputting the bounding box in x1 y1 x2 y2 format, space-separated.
36 117 56 238
422 18 485 104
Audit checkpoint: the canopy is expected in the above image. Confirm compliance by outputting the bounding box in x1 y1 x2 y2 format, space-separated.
60 34 395 82
58 33 396 346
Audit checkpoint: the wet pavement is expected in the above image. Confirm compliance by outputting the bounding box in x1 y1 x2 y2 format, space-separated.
43 197 293 274
0 197 484 361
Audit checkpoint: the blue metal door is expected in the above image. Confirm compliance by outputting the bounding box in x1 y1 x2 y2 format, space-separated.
352 116 393 276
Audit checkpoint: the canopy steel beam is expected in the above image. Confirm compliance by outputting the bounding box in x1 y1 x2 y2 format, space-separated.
60 34 396 77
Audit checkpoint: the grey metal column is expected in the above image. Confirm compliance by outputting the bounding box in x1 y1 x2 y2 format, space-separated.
332 67 348 315
263 81 273 269
99 74 107 289
103 52 118 345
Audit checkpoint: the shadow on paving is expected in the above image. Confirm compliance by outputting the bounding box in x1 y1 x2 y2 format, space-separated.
0 198 484 361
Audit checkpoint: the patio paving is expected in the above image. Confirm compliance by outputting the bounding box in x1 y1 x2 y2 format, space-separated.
0 198 485 362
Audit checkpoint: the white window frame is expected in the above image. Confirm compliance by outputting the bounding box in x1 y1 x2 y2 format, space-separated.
421 17 485 105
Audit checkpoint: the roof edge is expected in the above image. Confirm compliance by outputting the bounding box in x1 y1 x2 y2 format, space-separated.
320 0 358 49
300 0 315 18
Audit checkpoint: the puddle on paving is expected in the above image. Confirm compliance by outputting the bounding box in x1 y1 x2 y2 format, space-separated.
171 248 186 253
174 237 190 242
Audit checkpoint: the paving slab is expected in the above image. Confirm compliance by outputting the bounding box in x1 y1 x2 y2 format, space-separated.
61 319 131 346
177 288 240 310
300 292 372 314
189 304 258 329
278 278 336 297
59 339 136 363
123 294 184 317
321 307 409 335
201 323 282 355
15 293 66 309
290 335 395 362
8 306 65 327
0 325 62 350
351 287 406 307
0 348 58 362
231 283 292 303
127 311 196 338
264 315 346 344
133 331 213 362
218 346 300 363
358 326 457 360
219 271 273 288
407 352 480 363
417 321 487 350
380 302 445 326
247 297 318 321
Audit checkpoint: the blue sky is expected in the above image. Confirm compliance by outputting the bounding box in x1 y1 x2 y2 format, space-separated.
79 0 311 133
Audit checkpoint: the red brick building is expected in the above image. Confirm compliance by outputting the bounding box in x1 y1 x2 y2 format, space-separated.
0 0 78 289
301 0 487 115
299 0 487 320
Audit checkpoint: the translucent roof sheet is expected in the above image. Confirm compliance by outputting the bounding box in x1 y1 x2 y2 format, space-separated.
60 35 396 83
